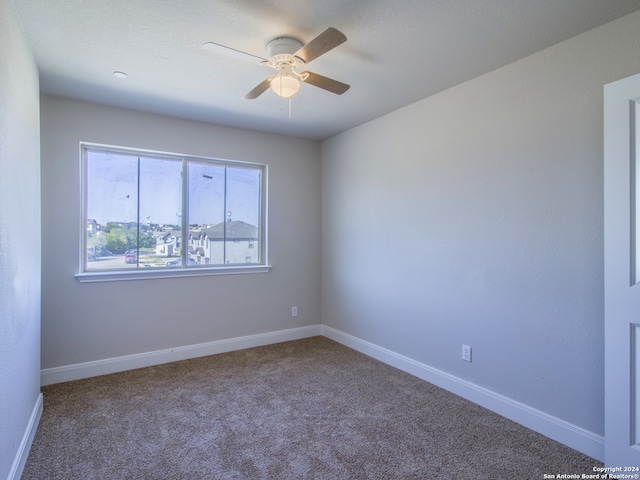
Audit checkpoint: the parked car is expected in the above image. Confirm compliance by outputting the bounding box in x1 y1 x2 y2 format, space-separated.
165 257 197 267
124 250 137 264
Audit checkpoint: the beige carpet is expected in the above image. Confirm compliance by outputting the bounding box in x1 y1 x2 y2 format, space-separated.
22 337 601 479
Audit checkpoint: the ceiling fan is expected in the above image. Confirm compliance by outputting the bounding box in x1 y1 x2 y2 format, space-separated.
202 28 350 100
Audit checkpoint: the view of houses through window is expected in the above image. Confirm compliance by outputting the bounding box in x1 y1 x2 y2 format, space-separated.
83 145 264 272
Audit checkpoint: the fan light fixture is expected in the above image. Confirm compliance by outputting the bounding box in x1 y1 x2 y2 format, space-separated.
270 74 300 98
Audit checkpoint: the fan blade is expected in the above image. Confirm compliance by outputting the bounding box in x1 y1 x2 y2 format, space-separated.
202 42 266 63
294 27 347 64
244 77 274 99
301 71 350 95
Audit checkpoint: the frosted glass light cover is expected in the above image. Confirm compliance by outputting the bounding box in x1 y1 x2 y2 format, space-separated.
270 75 300 98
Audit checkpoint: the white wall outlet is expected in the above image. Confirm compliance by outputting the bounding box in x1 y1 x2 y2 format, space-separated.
462 344 472 362
291 306 298 317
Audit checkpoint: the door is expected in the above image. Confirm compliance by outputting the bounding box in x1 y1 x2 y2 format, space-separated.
605 72 640 468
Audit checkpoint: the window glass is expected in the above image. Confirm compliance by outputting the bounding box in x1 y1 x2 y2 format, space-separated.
83 145 265 275
224 167 261 265
86 151 140 270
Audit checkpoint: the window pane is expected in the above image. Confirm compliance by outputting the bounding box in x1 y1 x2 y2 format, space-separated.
86 151 139 270
187 163 225 265
139 157 182 269
186 164 261 266
225 167 261 264
85 151 182 271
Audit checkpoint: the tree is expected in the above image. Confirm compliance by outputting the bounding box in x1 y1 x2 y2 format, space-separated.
104 226 136 254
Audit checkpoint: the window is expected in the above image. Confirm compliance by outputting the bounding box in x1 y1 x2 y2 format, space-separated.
79 143 267 281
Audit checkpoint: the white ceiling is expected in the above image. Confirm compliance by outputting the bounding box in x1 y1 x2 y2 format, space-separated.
13 0 640 140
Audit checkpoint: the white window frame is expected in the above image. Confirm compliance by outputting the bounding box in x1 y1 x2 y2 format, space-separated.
76 142 270 283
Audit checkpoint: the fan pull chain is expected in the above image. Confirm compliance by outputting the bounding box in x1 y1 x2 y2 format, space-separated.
289 97 292 119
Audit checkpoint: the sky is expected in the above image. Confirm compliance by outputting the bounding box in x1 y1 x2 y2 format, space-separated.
86 150 261 227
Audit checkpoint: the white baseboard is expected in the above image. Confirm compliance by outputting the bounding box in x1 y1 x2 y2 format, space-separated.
8 392 43 480
321 325 604 462
41 325 322 386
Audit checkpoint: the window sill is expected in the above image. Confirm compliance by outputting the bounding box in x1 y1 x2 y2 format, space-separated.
75 265 271 283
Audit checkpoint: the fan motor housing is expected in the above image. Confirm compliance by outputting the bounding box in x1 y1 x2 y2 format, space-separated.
266 37 303 61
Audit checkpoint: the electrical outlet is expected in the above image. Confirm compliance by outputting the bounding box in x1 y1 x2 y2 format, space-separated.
462 344 472 362
291 306 298 317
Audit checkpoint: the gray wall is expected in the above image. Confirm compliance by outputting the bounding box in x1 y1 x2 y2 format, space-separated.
40 96 321 369
321 11 640 437
0 0 41 478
